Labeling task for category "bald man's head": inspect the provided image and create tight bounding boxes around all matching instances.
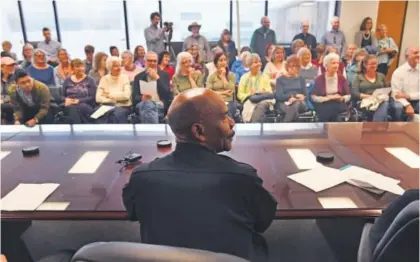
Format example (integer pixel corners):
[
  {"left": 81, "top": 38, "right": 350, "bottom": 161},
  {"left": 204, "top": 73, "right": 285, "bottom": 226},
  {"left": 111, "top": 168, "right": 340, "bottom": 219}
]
[
  {"left": 167, "top": 89, "right": 235, "bottom": 153},
  {"left": 405, "top": 47, "right": 419, "bottom": 67}
]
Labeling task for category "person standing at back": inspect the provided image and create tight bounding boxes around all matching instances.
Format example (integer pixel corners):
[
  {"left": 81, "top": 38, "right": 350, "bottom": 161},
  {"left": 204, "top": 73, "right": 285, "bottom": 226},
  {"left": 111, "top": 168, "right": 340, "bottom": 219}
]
[
  {"left": 37, "top": 27, "right": 61, "bottom": 67},
  {"left": 250, "top": 16, "right": 277, "bottom": 61},
  {"left": 322, "top": 16, "right": 346, "bottom": 57},
  {"left": 292, "top": 21, "right": 317, "bottom": 58},
  {"left": 144, "top": 12, "right": 167, "bottom": 55},
  {"left": 123, "top": 88, "right": 277, "bottom": 262}
]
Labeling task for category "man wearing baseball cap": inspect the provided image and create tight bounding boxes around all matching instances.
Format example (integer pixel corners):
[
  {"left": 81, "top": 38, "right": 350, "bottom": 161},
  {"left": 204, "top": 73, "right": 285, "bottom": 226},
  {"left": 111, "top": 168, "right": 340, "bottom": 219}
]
[
  {"left": 1, "top": 56, "right": 16, "bottom": 123},
  {"left": 182, "top": 22, "right": 211, "bottom": 62}
]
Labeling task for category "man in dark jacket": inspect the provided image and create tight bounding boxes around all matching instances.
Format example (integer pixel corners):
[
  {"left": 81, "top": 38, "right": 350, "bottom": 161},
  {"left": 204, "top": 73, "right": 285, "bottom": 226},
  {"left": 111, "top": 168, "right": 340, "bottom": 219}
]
[
  {"left": 250, "top": 16, "right": 277, "bottom": 60},
  {"left": 132, "top": 51, "right": 172, "bottom": 123},
  {"left": 123, "top": 88, "right": 277, "bottom": 262},
  {"left": 292, "top": 20, "right": 317, "bottom": 58}
]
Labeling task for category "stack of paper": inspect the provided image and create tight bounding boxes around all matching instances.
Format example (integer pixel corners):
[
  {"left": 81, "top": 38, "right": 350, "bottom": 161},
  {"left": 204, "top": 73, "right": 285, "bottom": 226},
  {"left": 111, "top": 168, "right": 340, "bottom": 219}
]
[
  {"left": 1, "top": 183, "right": 59, "bottom": 211},
  {"left": 288, "top": 165, "right": 405, "bottom": 195},
  {"left": 91, "top": 105, "right": 114, "bottom": 119}
]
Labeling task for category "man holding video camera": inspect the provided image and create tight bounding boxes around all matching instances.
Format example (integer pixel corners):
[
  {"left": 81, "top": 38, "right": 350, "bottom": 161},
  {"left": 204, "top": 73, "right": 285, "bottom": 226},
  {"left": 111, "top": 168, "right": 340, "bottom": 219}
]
[{"left": 144, "top": 12, "right": 168, "bottom": 55}]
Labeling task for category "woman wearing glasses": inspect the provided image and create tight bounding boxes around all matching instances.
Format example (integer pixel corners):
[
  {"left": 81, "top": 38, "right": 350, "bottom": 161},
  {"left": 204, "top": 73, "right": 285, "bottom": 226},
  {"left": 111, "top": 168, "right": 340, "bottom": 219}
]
[
  {"left": 274, "top": 55, "right": 308, "bottom": 122},
  {"left": 26, "top": 49, "right": 55, "bottom": 86},
  {"left": 172, "top": 52, "right": 204, "bottom": 96}
]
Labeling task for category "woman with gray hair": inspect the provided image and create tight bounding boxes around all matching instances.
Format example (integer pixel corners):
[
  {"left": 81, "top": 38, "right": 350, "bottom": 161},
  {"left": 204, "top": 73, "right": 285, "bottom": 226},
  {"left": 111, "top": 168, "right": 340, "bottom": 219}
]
[
  {"left": 311, "top": 52, "right": 350, "bottom": 122},
  {"left": 121, "top": 50, "right": 143, "bottom": 82},
  {"left": 297, "top": 47, "right": 317, "bottom": 84},
  {"left": 95, "top": 56, "right": 132, "bottom": 123},
  {"left": 20, "top": 43, "right": 34, "bottom": 71},
  {"left": 172, "top": 52, "right": 204, "bottom": 96},
  {"left": 26, "top": 49, "right": 55, "bottom": 86},
  {"left": 291, "top": 39, "right": 305, "bottom": 55}
]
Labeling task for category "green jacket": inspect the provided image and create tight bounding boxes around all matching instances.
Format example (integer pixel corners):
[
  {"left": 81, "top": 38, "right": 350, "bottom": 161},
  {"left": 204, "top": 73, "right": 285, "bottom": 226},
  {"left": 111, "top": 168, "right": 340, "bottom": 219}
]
[{"left": 8, "top": 80, "right": 51, "bottom": 122}]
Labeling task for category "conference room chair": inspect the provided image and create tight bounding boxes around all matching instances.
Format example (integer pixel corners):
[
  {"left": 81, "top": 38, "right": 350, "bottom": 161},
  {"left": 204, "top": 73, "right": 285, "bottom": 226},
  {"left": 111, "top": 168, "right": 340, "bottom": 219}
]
[
  {"left": 36, "top": 242, "right": 249, "bottom": 262},
  {"left": 357, "top": 200, "right": 419, "bottom": 262}
]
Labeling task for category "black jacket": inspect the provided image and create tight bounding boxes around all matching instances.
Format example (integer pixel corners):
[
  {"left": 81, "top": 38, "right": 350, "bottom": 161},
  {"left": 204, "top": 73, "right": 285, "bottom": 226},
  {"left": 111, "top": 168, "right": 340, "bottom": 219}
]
[
  {"left": 292, "top": 32, "right": 318, "bottom": 57},
  {"left": 132, "top": 70, "right": 173, "bottom": 114},
  {"left": 123, "top": 143, "right": 277, "bottom": 262}
]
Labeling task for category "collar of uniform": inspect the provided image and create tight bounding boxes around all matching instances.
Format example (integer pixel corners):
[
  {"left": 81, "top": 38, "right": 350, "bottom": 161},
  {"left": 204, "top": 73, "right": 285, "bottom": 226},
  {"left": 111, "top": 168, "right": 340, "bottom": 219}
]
[{"left": 174, "top": 142, "right": 216, "bottom": 155}]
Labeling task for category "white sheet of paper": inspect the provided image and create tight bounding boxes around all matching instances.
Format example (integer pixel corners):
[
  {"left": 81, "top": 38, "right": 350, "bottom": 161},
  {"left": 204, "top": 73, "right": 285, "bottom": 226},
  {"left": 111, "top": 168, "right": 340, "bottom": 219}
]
[
  {"left": 0, "top": 183, "right": 59, "bottom": 211},
  {"left": 372, "top": 87, "right": 392, "bottom": 96},
  {"left": 90, "top": 105, "right": 114, "bottom": 119},
  {"left": 288, "top": 166, "right": 347, "bottom": 192},
  {"left": 318, "top": 197, "right": 358, "bottom": 209},
  {"left": 37, "top": 202, "right": 70, "bottom": 210},
  {"left": 68, "top": 151, "right": 109, "bottom": 174},
  {"left": 0, "top": 151, "right": 11, "bottom": 160},
  {"left": 139, "top": 80, "right": 159, "bottom": 101},
  {"left": 385, "top": 147, "right": 420, "bottom": 168},
  {"left": 287, "top": 149, "right": 322, "bottom": 170}
]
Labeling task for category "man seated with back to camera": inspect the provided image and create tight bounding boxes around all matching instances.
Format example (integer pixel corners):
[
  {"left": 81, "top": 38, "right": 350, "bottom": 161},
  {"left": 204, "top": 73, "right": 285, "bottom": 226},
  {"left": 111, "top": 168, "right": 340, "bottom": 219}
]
[
  {"left": 95, "top": 56, "right": 132, "bottom": 124},
  {"left": 311, "top": 52, "right": 351, "bottom": 122},
  {"left": 274, "top": 55, "right": 308, "bottom": 122},
  {"left": 391, "top": 46, "right": 419, "bottom": 121},
  {"left": 8, "top": 70, "right": 53, "bottom": 126},
  {"left": 123, "top": 88, "right": 277, "bottom": 262},
  {"left": 132, "top": 51, "right": 172, "bottom": 124},
  {"left": 237, "top": 53, "right": 274, "bottom": 123}
]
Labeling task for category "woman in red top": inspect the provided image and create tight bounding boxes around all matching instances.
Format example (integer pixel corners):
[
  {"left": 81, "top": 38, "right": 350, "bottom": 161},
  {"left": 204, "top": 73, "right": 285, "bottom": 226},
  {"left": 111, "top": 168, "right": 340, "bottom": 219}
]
[{"left": 158, "top": 51, "right": 175, "bottom": 80}]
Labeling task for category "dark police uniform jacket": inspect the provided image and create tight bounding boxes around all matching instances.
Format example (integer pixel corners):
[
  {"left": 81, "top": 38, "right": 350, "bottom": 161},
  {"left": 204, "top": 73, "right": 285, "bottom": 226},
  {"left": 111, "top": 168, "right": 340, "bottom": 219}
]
[{"left": 122, "top": 142, "right": 277, "bottom": 262}]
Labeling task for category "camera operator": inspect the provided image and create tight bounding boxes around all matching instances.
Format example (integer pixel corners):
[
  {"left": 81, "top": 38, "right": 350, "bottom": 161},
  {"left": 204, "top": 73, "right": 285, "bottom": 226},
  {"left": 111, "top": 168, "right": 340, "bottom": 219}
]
[{"left": 144, "top": 12, "right": 168, "bottom": 54}]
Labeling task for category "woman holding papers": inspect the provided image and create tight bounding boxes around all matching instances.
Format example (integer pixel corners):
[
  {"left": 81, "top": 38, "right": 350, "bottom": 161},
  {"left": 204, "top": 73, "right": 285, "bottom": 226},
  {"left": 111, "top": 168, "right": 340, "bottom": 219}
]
[
  {"left": 172, "top": 52, "right": 204, "bottom": 96},
  {"left": 311, "top": 52, "right": 350, "bottom": 122},
  {"left": 62, "top": 58, "right": 97, "bottom": 124},
  {"left": 206, "top": 52, "right": 236, "bottom": 117},
  {"left": 351, "top": 55, "right": 389, "bottom": 122},
  {"left": 95, "top": 56, "right": 131, "bottom": 123},
  {"left": 274, "top": 55, "right": 308, "bottom": 122},
  {"left": 237, "top": 53, "right": 274, "bottom": 123}
]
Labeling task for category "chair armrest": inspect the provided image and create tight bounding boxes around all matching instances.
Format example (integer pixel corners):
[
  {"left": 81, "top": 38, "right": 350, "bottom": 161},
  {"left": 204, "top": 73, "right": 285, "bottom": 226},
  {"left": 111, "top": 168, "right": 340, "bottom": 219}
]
[{"left": 358, "top": 223, "right": 374, "bottom": 262}]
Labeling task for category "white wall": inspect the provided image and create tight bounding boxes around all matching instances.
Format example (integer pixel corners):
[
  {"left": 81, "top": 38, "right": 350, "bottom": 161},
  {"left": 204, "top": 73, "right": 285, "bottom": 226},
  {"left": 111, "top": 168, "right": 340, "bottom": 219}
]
[
  {"left": 339, "top": 1, "right": 379, "bottom": 46},
  {"left": 398, "top": 0, "right": 419, "bottom": 66}
]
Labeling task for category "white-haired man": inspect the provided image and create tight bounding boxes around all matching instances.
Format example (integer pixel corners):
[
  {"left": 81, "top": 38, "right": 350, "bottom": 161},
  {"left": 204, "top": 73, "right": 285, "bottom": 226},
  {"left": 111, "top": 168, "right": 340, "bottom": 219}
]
[
  {"left": 132, "top": 51, "right": 172, "bottom": 124},
  {"left": 250, "top": 16, "right": 277, "bottom": 60},
  {"left": 322, "top": 16, "right": 346, "bottom": 57},
  {"left": 292, "top": 20, "right": 317, "bottom": 58},
  {"left": 391, "top": 47, "right": 419, "bottom": 120}
]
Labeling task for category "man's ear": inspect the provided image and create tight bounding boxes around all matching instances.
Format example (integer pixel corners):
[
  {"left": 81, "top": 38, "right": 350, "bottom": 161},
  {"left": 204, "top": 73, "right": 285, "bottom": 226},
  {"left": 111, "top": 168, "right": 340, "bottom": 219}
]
[{"left": 191, "top": 123, "right": 206, "bottom": 142}]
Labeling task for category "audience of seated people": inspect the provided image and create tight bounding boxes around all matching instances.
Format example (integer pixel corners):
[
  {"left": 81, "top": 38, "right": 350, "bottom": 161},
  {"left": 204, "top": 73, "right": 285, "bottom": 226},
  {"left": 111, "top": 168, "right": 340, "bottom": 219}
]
[
  {"left": 351, "top": 55, "right": 389, "bottom": 122},
  {"left": 237, "top": 53, "right": 274, "bottom": 123},
  {"left": 312, "top": 52, "right": 351, "bottom": 122},
  {"left": 133, "top": 51, "right": 172, "bottom": 124},
  {"left": 1, "top": 13, "right": 418, "bottom": 126},
  {"left": 172, "top": 52, "right": 204, "bottom": 96},
  {"left": 275, "top": 55, "right": 308, "bottom": 122},
  {"left": 95, "top": 56, "right": 132, "bottom": 123},
  {"left": 206, "top": 52, "right": 236, "bottom": 118}
]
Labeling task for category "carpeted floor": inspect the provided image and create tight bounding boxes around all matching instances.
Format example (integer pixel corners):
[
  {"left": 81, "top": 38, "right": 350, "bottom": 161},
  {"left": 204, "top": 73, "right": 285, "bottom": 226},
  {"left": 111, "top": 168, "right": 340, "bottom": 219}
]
[{"left": 22, "top": 220, "right": 340, "bottom": 262}]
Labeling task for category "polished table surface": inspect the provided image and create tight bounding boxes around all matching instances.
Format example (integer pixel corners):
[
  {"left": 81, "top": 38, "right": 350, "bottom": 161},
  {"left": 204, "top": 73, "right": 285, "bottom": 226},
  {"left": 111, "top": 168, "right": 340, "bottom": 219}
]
[{"left": 1, "top": 123, "right": 419, "bottom": 220}]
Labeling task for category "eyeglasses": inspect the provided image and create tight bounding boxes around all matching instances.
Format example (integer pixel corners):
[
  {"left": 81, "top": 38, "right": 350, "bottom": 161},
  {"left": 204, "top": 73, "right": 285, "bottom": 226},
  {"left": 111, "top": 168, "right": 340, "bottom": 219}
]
[{"left": 146, "top": 59, "right": 157, "bottom": 63}]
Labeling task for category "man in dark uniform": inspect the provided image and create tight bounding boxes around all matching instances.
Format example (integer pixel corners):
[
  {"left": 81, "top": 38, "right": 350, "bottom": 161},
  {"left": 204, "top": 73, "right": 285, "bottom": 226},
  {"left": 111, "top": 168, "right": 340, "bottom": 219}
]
[{"left": 123, "top": 88, "right": 277, "bottom": 262}]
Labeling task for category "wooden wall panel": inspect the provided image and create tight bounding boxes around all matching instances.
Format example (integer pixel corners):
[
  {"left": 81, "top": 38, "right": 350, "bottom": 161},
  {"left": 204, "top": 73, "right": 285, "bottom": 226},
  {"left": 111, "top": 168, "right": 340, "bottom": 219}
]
[{"left": 376, "top": 0, "right": 408, "bottom": 79}]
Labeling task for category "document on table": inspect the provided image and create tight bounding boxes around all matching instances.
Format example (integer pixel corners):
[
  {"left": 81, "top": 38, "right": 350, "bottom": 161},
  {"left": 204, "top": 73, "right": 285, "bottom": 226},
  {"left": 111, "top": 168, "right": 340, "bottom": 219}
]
[
  {"left": 90, "top": 105, "right": 114, "bottom": 119},
  {"left": 139, "top": 80, "right": 159, "bottom": 101},
  {"left": 372, "top": 87, "right": 392, "bottom": 96},
  {"left": 287, "top": 149, "right": 322, "bottom": 170},
  {"left": 0, "top": 183, "right": 59, "bottom": 211},
  {"left": 340, "top": 165, "right": 404, "bottom": 195},
  {"left": 288, "top": 166, "right": 348, "bottom": 192}
]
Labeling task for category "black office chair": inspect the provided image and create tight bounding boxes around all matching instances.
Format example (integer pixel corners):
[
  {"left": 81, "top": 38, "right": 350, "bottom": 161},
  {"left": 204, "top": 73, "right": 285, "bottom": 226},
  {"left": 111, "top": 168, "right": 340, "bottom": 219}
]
[
  {"left": 36, "top": 242, "right": 249, "bottom": 262},
  {"left": 357, "top": 200, "right": 419, "bottom": 262}
]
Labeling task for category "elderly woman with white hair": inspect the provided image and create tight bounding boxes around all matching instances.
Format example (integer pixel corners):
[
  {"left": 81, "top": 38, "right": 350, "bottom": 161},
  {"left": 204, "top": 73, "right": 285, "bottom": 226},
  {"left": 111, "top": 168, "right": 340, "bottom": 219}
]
[
  {"left": 291, "top": 39, "right": 305, "bottom": 55},
  {"left": 95, "top": 56, "right": 132, "bottom": 123},
  {"left": 26, "top": 49, "right": 55, "bottom": 86},
  {"left": 297, "top": 47, "right": 317, "bottom": 84},
  {"left": 121, "top": 50, "right": 144, "bottom": 83},
  {"left": 237, "top": 53, "right": 274, "bottom": 122},
  {"left": 311, "top": 52, "right": 350, "bottom": 122},
  {"left": 20, "top": 43, "right": 34, "bottom": 71},
  {"left": 231, "top": 49, "right": 251, "bottom": 84},
  {"left": 172, "top": 52, "right": 204, "bottom": 96}
]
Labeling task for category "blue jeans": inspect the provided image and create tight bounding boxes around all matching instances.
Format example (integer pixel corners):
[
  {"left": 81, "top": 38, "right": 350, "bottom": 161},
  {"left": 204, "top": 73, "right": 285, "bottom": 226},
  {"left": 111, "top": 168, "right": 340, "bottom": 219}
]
[
  {"left": 394, "top": 100, "right": 420, "bottom": 121},
  {"left": 372, "top": 101, "right": 389, "bottom": 122},
  {"left": 136, "top": 100, "right": 163, "bottom": 124}
]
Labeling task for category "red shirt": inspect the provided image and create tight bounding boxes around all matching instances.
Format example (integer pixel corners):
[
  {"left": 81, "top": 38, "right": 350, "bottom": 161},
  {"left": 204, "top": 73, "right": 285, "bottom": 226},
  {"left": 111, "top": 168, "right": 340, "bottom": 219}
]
[{"left": 161, "top": 66, "right": 175, "bottom": 80}]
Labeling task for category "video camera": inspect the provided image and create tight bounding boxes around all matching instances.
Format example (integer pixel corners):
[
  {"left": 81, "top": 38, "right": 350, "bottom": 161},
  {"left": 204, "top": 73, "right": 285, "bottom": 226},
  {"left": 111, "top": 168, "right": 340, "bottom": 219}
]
[{"left": 164, "top": 22, "right": 173, "bottom": 30}]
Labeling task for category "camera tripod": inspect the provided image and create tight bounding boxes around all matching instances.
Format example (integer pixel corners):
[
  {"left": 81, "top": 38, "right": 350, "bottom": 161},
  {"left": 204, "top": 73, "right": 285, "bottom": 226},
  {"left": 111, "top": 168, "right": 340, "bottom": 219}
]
[{"left": 165, "top": 42, "right": 176, "bottom": 62}]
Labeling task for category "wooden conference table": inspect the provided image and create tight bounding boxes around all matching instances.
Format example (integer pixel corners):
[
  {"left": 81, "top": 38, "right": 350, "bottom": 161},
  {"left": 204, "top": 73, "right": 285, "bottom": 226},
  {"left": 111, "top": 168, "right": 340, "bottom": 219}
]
[{"left": 1, "top": 122, "right": 419, "bottom": 221}]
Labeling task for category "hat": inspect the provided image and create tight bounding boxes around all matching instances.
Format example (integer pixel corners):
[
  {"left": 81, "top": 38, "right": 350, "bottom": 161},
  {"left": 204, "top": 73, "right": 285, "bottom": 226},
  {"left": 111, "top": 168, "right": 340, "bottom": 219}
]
[
  {"left": 188, "top": 22, "right": 202, "bottom": 32},
  {"left": 1, "top": 56, "right": 16, "bottom": 66}
]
